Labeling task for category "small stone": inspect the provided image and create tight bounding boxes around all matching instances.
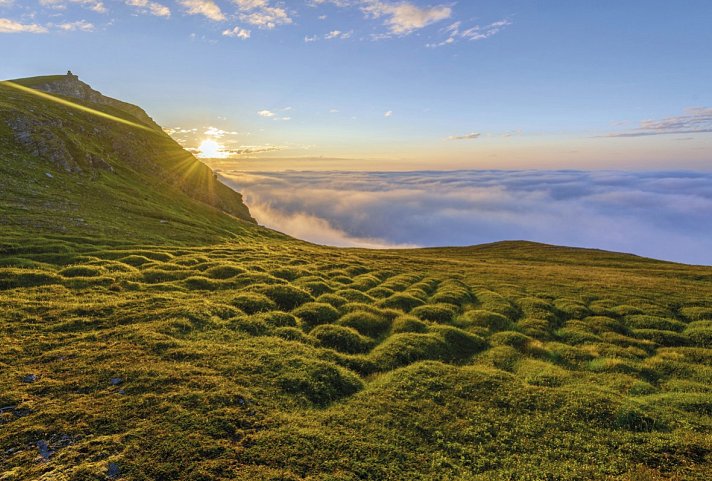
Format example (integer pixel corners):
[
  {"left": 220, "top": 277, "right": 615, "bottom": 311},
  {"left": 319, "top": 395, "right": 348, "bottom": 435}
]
[
  {"left": 45, "top": 172, "right": 53, "bottom": 178},
  {"left": 107, "top": 462, "right": 121, "bottom": 479},
  {"left": 109, "top": 377, "right": 123, "bottom": 386},
  {"left": 37, "top": 440, "right": 53, "bottom": 460},
  {"left": 21, "top": 374, "right": 37, "bottom": 383}
]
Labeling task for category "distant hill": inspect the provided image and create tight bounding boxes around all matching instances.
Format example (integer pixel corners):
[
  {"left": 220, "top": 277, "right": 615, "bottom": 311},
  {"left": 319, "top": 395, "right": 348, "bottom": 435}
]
[{"left": 0, "top": 75, "right": 710, "bottom": 481}]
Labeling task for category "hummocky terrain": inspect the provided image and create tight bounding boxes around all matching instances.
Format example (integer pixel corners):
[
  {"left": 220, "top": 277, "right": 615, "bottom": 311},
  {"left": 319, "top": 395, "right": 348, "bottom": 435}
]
[{"left": 0, "top": 74, "right": 710, "bottom": 481}]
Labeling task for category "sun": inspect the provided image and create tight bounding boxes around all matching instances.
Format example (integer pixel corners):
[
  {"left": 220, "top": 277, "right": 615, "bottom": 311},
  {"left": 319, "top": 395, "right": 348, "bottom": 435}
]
[{"left": 197, "top": 139, "right": 229, "bottom": 159}]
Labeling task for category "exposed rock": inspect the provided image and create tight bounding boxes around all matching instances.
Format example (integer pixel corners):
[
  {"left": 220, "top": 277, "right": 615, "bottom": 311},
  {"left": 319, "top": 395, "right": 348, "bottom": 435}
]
[
  {"left": 6, "top": 116, "right": 80, "bottom": 173},
  {"left": 36, "top": 440, "right": 52, "bottom": 460},
  {"left": 21, "top": 374, "right": 37, "bottom": 383},
  {"left": 107, "top": 461, "right": 121, "bottom": 479},
  {"left": 32, "top": 72, "right": 162, "bottom": 131},
  {"left": 86, "top": 152, "right": 114, "bottom": 172}
]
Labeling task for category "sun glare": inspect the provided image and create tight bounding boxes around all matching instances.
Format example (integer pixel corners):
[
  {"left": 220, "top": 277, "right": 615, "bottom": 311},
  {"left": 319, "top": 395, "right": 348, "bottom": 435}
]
[{"left": 197, "top": 139, "right": 229, "bottom": 159}]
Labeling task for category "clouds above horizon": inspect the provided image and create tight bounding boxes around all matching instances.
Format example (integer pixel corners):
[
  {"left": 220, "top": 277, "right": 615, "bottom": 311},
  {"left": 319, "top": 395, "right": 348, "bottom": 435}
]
[
  {"left": 1, "top": 0, "right": 509, "bottom": 47},
  {"left": 220, "top": 170, "right": 712, "bottom": 265},
  {"left": 606, "top": 107, "right": 712, "bottom": 138}
]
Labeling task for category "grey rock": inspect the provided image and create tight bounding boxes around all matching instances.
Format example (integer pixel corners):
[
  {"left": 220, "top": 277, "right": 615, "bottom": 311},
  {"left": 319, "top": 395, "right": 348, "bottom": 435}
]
[
  {"left": 107, "top": 462, "right": 121, "bottom": 479},
  {"left": 37, "top": 440, "right": 53, "bottom": 460}
]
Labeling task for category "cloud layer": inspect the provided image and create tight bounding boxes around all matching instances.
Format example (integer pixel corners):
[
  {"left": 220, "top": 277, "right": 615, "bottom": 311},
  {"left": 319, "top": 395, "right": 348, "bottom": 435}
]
[{"left": 220, "top": 170, "right": 712, "bottom": 265}]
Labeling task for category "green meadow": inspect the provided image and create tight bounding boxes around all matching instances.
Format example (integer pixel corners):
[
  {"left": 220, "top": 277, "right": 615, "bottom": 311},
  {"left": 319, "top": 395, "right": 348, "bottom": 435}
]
[{"left": 1, "top": 78, "right": 711, "bottom": 480}]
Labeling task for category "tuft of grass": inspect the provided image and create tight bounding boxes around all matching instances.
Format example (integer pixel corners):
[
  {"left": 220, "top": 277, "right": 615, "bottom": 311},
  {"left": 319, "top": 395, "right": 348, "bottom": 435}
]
[
  {"left": 311, "top": 325, "right": 373, "bottom": 354},
  {"left": 337, "top": 311, "right": 391, "bottom": 338},
  {"left": 231, "top": 292, "right": 278, "bottom": 314},
  {"left": 293, "top": 302, "right": 341, "bottom": 331}
]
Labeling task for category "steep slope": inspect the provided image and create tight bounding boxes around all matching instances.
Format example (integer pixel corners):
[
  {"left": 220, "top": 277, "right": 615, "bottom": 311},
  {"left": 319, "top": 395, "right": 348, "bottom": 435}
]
[
  {"left": 0, "top": 77, "right": 710, "bottom": 481},
  {"left": 0, "top": 74, "right": 255, "bottom": 245},
  {"left": 12, "top": 72, "right": 163, "bottom": 132}
]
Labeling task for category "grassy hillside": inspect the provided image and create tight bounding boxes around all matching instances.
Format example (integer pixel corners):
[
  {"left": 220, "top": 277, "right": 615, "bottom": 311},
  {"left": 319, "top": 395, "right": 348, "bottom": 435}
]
[{"left": 0, "top": 78, "right": 710, "bottom": 481}]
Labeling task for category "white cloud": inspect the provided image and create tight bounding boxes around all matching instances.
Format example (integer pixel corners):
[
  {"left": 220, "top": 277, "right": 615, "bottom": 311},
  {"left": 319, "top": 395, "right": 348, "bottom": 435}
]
[
  {"left": 310, "top": 0, "right": 455, "bottom": 37},
  {"left": 179, "top": 0, "right": 225, "bottom": 21},
  {"left": 306, "top": 29, "right": 353, "bottom": 42},
  {"left": 240, "top": 8, "right": 292, "bottom": 29},
  {"left": 0, "top": 17, "right": 48, "bottom": 33},
  {"left": 57, "top": 19, "right": 95, "bottom": 31},
  {"left": 0, "top": 0, "right": 14, "bottom": 7},
  {"left": 362, "top": 1, "right": 451, "bottom": 35},
  {"left": 258, "top": 110, "right": 276, "bottom": 117},
  {"left": 428, "top": 19, "right": 511, "bottom": 47},
  {"left": 384, "top": 110, "right": 393, "bottom": 117},
  {"left": 125, "top": 0, "right": 171, "bottom": 17},
  {"left": 220, "top": 170, "right": 712, "bottom": 264},
  {"left": 325, "top": 29, "right": 352, "bottom": 39},
  {"left": 447, "top": 132, "right": 480, "bottom": 141},
  {"left": 222, "top": 26, "right": 251, "bottom": 39},
  {"left": 232, "top": 0, "right": 292, "bottom": 29},
  {"left": 40, "top": 0, "right": 106, "bottom": 14},
  {"left": 204, "top": 126, "right": 239, "bottom": 137}
]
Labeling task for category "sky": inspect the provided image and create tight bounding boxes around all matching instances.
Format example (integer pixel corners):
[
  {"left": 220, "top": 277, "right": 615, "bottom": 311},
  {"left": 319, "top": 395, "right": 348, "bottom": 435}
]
[{"left": 1, "top": 0, "right": 712, "bottom": 170}]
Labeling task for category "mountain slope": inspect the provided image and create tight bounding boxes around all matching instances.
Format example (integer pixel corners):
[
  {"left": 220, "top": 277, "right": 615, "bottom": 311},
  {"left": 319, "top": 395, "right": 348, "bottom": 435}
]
[
  {"left": 0, "top": 73, "right": 255, "bottom": 245},
  {"left": 0, "top": 77, "right": 710, "bottom": 481}
]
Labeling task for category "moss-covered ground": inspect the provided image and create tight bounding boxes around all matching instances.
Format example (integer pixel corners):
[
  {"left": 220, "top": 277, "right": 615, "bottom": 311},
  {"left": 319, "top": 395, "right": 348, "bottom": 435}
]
[{"left": 1, "top": 235, "right": 710, "bottom": 480}]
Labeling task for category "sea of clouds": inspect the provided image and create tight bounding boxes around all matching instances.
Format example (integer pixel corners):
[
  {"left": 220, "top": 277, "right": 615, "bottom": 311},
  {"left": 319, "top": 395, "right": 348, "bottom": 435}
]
[{"left": 219, "top": 170, "right": 712, "bottom": 265}]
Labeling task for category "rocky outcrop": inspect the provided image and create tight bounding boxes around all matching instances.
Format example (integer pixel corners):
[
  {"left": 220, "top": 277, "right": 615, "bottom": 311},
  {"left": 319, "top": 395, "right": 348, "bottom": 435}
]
[
  {"left": 31, "top": 71, "right": 163, "bottom": 131},
  {"left": 6, "top": 115, "right": 81, "bottom": 173},
  {"left": 5, "top": 114, "right": 113, "bottom": 173}
]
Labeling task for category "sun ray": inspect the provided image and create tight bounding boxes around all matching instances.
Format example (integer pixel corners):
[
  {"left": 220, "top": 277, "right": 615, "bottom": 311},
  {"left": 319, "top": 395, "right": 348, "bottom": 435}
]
[{"left": 1, "top": 81, "right": 157, "bottom": 133}]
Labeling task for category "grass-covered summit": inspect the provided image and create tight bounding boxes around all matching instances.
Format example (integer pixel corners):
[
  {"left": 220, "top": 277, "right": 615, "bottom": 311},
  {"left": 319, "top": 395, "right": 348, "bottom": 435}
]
[{"left": 0, "top": 76, "right": 710, "bottom": 481}]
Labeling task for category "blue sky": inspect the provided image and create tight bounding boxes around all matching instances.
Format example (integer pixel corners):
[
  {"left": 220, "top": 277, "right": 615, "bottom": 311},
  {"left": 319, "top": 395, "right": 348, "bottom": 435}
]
[{"left": 2, "top": 1, "right": 712, "bottom": 169}]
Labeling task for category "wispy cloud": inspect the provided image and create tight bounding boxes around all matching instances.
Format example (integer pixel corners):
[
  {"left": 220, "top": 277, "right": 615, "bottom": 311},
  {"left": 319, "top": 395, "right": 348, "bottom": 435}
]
[
  {"left": 604, "top": 107, "right": 712, "bottom": 138},
  {"left": 204, "top": 126, "right": 239, "bottom": 137},
  {"left": 222, "top": 26, "right": 251, "bottom": 38},
  {"left": 56, "top": 19, "right": 95, "bottom": 31},
  {"left": 0, "top": 17, "right": 48, "bottom": 33},
  {"left": 39, "top": 0, "right": 106, "bottom": 14},
  {"left": 220, "top": 170, "right": 712, "bottom": 264},
  {"left": 310, "top": 0, "right": 455, "bottom": 38},
  {"left": 179, "top": 0, "right": 225, "bottom": 21},
  {"left": 428, "top": 19, "right": 511, "bottom": 47},
  {"left": 447, "top": 132, "right": 480, "bottom": 141},
  {"left": 258, "top": 109, "right": 276, "bottom": 117},
  {"left": 125, "top": 0, "right": 170, "bottom": 17},
  {"left": 384, "top": 110, "right": 393, "bottom": 117},
  {"left": 233, "top": 0, "right": 292, "bottom": 29},
  {"left": 362, "top": 1, "right": 451, "bottom": 35},
  {"left": 306, "top": 29, "right": 353, "bottom": 42},
  {"left": 325, "top": 29, "right": 352, "bottom": 39}
]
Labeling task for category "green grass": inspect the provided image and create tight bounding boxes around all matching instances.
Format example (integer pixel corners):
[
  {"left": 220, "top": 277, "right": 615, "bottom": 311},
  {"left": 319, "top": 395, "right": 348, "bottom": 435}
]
[{"left": 0, "top": 76, "right": 711, "bottom": 480}]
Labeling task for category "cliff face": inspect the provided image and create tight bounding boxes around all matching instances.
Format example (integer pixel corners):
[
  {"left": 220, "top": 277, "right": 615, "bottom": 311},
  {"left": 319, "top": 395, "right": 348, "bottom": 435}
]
[{"left": 1, "top": 74, "right": 256, "bottom": 225}]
